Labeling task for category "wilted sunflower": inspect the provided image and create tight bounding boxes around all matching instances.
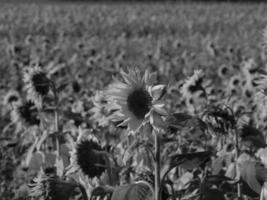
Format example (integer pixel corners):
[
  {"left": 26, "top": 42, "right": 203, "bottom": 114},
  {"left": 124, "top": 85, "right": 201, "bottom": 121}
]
[
  {"left": 68, "top": 134, "right": 106, "bottom": 179},
  {"left": 11, "top": 100, "right": 40, "bottom": 127},
  {"left": 23, "top": 64, "right": 51, "bottom": 109},
  {"left": 106, "top": 68, "right": 167, "bottom": 132},
  {"left": 29, "top": 170, "right": 78, "bottom": 200}
]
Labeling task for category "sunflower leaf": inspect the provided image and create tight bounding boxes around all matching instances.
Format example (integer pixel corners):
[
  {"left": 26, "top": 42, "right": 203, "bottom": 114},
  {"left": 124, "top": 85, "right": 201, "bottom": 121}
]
[
  {"left": 167, "top": 113, "right": 207, "bottom": 134},
  {"left": 239, "top": 161, "right": 262, "bottom": 194},
  {"left": 169, "top": 151, "right": 212, "bottom": 170},
  {"left": 111, "top": 182, "right": 153, "bottom": 200}
]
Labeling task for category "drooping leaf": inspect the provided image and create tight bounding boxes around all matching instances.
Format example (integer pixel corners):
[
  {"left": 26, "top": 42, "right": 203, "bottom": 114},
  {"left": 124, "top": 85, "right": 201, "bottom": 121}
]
[
  {"left": 239, "top": 161, "right": 262, "bottom": 194},
  {"left": 167, "top": 113, "right": 207, "bottom": 133},
  {"left": 169, "top": 151, "right": 212, "bottom": 170}
]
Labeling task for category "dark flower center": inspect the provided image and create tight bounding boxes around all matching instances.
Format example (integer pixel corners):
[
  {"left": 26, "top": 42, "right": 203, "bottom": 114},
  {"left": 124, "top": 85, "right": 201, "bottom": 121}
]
[
  {"left": 76, "top": 140, "right": 106, "bottom": 178},
  {"left": 18, "top": 101, "right": 40, "bottom": 125},
  {"left": 8, "top": 95, "right": 18, "bottom": 103},
  {"left": 188, "top": 78, "right": 204, "bottom": 93},
  {"left": 127, "top": 88, "right": 152, "bottom": 120},
  {"left": 32, "top": 72, "right": 50, "bottom": 96}
]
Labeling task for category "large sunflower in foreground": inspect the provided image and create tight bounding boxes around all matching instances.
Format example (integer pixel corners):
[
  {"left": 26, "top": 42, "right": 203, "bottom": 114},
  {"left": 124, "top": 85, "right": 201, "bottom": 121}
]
[{"left": 106, "top": 68, "right": 167, "bottom": 132}]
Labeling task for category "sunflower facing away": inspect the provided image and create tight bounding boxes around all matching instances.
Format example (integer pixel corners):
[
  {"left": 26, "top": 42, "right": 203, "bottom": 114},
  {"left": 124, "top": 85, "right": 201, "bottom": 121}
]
[
  {"left": 106, "top": 68, "right": 167, "bottom": 132},
  {"left": 23, "top": 64, "right": 51, "bottom": 109}
]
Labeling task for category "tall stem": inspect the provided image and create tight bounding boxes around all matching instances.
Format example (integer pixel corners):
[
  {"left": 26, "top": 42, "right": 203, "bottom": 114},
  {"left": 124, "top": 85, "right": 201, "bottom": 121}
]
[
  {"left": 234, "top": 129, "right": 242, "bottom": 199},
  {"left": 154, "top": 130, "right": 161, "bottom": 200},
  {"left": 51, "top": 82, "right": 60, "bottom": 158}
]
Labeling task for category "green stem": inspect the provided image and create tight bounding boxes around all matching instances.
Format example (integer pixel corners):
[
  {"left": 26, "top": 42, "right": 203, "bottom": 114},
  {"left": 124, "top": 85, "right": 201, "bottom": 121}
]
[
  {"left": 234, "top": 129, "right": 242, "bottom": 199},
  {"left": 51, "top": 82, "right": 60, "bottom": 158},
  {"left": 154, "top": 130, "right": 161, "bottom": 200}
]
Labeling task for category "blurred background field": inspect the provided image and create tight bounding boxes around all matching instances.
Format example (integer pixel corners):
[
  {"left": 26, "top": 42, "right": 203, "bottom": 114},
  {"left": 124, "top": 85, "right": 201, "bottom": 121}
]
[{"left": 1, "top": 1, "right": 267, "bottom": 199}]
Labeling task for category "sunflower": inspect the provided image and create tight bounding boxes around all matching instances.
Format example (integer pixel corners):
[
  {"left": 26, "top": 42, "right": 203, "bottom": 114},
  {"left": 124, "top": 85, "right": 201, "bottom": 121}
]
[
  {"left": 181, "top": 70, "right": 206, "bottom": 100},
  {"left": 67, "top": 134, "right": 107, "bottom": 179},
  {"left": 29, "top": 170, "right": 78, "bottom": 200},
  {"left": 255, "top": 74, "right": 267, "bottom": 96},
  {"left": 23, "top": 64, "right": 51, "bottom": 109},
  {"left": 262, "top": 26, "right": 267, "bottom": 53},
  {"left": 11, "top": 100, "right": 40, "bottom": 127},
  {"left": 106, "top": 68, "right": 167, "bottom": 132},
  {"left": 89, "top": 90, "right": 111, "bottom": 127},
  {"left": 3, "top": 90, "right": 21, "bottom": 108}
]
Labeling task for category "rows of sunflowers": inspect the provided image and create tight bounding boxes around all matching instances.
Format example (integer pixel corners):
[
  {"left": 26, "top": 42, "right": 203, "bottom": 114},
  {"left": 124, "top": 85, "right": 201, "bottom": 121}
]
[{"left": 2, "top": 2, "right": 267, "bottom": 200}]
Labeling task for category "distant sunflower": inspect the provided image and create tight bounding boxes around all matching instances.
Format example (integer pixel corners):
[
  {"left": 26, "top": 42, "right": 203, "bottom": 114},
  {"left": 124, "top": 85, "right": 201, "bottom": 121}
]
[
  {"left": 217, "top": 65, "right": 229, "bottom": 78},
  {"left": 68, "top": 134, "right": 106, "bottom": 179},
  {"left": 106, "top": 68, "right": 167, "bottom": 132},
  {"left": 255, "top": 74, "right": 267, "bottom": 96},
  {"left": 3, "top": 90, "right": 21, "bottom": 108},
  {"left": 29, "top": 170, "right": 77, "bottom": 200},
  {"left": 181, "top": 70, "right": 206, "bottom": 99},
  {"left": 90, "top": 90, "right": 111, "bottom": 127},
  {"left": 262, "top": 26, "right": 267, "bottom": 53},
  {"left": 11, "top": 101, "right": 40, "bottom": 127},
  {"left": 23, "top": 64, "right": 51, "bottom": 109}
]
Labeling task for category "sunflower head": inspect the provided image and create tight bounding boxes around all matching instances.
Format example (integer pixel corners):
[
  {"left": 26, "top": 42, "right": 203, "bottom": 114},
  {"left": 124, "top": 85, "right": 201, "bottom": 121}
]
[
  {"left": 218, "top": 64, "right": 229, "bottom": 78},
  {"left": 76, "top": 137, "right": 106, "bottom": 178},
  {"left": 29, "top": 171, "right": 77, "bottom": 200},
  {"left": 229, "top": 75, "right": 241, "bottom": 87},
  {"left": 106, "top": 68, "right": 167, "bottom": 132},
  {"left": 181, "top": 70, "right": 206, "bottom": 98},
  {"left": 23, "top": 64, "right": 51, "bottom": 108},
  {"left": 11, "top": 100, "right": 40, "bottom": 127},
  {"left": 262, "top": 26, "right": 267, "bottom": 53},
  {"left": 90, "top": 91, "right": 111, "bottom": 127},
  {"left": 3, "top": 90, "right": 21, "bottom": 107}
]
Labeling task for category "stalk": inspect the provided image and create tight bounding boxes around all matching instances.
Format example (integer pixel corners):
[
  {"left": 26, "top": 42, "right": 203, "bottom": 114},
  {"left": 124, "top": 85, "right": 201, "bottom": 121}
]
[
  {"left": 234, "top": 129, "right": 242, "bottom": 199},
  {"left": 51, "top": 82, "right": 60, "bottom": 158},
  {"left": 154, "top": 129, "right": 161, "bottom": 200}
]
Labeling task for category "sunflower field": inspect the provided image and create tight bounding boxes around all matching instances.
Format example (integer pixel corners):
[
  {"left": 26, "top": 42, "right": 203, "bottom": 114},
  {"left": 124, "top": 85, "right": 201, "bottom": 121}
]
[{"left": 2, "top": 2, "right": 267, "bottom": 200}]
